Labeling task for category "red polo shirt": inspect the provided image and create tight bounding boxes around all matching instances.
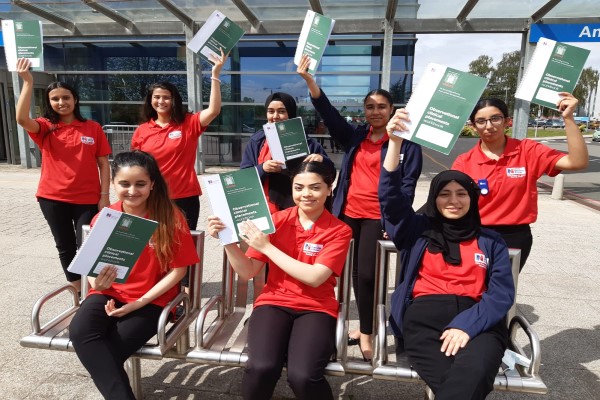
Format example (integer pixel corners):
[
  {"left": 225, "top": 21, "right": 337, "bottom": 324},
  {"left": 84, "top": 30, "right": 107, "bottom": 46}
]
[
  {"left": 131, "top": 112, "right": 206, "bottom": 199},
  {"left": 344, "top": 129, "right": 388, "bottom": 219},
  {"left": 29, "top": 118, "right": 111, "bottom": 204},
  {"left": 413, "top": 238, "right": 488, "bottom": 301},
  {"left": 246, "top": 207, "right": 352, "bottom": 318},
  {"left": 452, "top": 137, "right": 565, "bottom": 226},
  {"left": 87, "top": 201, "right": 199, "bottom": 307}
]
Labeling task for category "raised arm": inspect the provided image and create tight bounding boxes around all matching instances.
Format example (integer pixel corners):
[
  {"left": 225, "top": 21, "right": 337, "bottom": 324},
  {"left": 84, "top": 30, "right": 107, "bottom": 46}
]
[
  {"left": 15, "top": 58, "right": 40, "bottom": 134},
  {"left": 554, "top": 92, "right": 589, "bottom": 171},
  {"left": 199, "top": 49, "right": 228, "bottom": 129},
  {"left": 297, "top": 54, "right": 321, "bottom": 99}
]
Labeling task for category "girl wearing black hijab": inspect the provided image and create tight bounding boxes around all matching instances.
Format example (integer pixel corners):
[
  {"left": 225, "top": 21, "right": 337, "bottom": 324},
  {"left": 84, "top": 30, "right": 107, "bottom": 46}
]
[
  {"left": 241, "top": 92, "right": 335, "bottom": 212},
  {"left": 378, "top": 109, "right": 515, "bottom": 399}
]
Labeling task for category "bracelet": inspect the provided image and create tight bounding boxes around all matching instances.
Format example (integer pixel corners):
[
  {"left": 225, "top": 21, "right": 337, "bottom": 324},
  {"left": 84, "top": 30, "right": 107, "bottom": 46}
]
[
  {"left": 211, "top": 77, "right": 221, "bottom": 83},
  {"left": 100, "top": 192, "right": 109, "bottom": 195}
]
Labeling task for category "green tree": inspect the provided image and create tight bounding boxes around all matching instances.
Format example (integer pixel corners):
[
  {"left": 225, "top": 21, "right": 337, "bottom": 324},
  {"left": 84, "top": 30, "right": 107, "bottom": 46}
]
[
  {"left": 468, "top": 55, "right": 495, "bottom": 79},
  {"left": 488, "top": 50, "right": 520, "bottom": 113},
  {"left": 573, "top": 67, "right": 599, "bottom": 116}
]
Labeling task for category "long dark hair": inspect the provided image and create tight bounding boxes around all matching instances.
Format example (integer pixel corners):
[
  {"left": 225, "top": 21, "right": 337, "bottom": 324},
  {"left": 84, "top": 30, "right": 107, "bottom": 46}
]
[
  {"left": 142, "top": 82, "right": 188, "bottom": 125},
  {"left": 111, "top": 150, "right": 182, "bottom": 272},
  {"left": 291, "top": 161, "right": 336, "bottom": 212},
  {"left": 470, "top": 98, "right": 510, "bottom": 123},
  {"left": 43, "top": 82, "right": 86, "bottom": 124}
]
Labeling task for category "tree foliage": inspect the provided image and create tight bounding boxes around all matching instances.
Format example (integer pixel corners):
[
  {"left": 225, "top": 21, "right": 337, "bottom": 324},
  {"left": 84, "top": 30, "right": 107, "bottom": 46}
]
[{"left": 573, "top": 67, "right": 600, "bottom": 115}]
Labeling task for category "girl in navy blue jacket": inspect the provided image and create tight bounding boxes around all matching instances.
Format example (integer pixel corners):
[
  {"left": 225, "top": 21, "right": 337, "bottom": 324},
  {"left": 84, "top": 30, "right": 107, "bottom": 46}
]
[
  {"left": 380, "top": 110, "right": 514, "bottom": 399},
  {"left": 298, "top": 55, "right": 422, "bottom": 360}
]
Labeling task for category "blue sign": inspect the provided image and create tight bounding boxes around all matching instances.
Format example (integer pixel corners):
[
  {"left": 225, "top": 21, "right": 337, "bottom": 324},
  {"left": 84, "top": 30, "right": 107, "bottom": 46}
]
[{"left": 530, "top": 24, "right": 600, "bottom": 43}]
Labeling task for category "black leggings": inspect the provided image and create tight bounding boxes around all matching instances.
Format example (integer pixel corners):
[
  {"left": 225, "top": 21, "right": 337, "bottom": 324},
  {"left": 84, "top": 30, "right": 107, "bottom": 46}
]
[
  {"left": 174, "top": 196, "right": 200, "bottom": 287},
  {"left": 38, "top": 197, "right": 98, "bottom": 282},
  {"left": 403, "top": 295, "right": 508, "bottom": 400},
  {"left": 342, "top": 215, "right": 382, "bottom": 335},
  {"left": 69, "top": 294, "right": 162, "bottom": 399},
  {"left": 485, "top": 224, "right": 532, "bottom": 272},
  {"left": 243, "top": 305, "right": 336, "bottom": 400}
]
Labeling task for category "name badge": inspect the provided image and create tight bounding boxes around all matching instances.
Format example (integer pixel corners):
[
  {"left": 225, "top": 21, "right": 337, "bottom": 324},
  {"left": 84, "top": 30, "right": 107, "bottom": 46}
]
[
  {"left": 303, "top": 242, "right": 323, "bottom": 256},
  {"left": 80, "top": 136, "right": 95, "bottom": 145},
  {"left": 168, "top": 131, "right": 182, "bottom": 139},
  {"left": 474, "top": 253, "right": 488, "bottom": 269},
  {"left": 506, "top": 167, "right": 526, "bottom": 178}
]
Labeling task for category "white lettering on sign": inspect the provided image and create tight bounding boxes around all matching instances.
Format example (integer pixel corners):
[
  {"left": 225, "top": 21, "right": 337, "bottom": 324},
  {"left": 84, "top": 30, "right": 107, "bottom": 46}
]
[{"left": 579, "top": 26, "right": 600, "bottom": 38}]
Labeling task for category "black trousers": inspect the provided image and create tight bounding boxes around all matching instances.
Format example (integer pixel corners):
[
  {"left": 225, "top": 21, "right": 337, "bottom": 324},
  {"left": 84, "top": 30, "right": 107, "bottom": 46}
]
[
  {"left": 243, "top": 305, "right": 336, "bottom": 400},
  {"left": 341, "top": 215, "right": 382, "bottom": 335},
  {"left": 403, "top": 295, "right": 508, "bottom": 400},
  {"left": 174, "top": 195, "right": 200, "bottom": 286},
  {"left": 38, "top": 197, "right": 98, "bottom": 282},
  {"left": 70, "top": 294, "right": 162, "bottom": 400},
  {"left": 485, "top": 224, "right": 532, "bottom": 272}
]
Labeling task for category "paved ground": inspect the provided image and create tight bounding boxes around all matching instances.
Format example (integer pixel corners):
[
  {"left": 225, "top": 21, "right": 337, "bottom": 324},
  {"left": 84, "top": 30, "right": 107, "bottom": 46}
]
[{"left": 1, "top": 163, "right": 599, "bottom": 399}]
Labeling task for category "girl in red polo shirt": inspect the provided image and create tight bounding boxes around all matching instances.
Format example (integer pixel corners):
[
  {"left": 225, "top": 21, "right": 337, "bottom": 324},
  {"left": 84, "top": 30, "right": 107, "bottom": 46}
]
[
  {"left": 15, "top": 58, "right": 111, "bottom": 294},
  {"left": 131, "top": 50, "right": 227, "bottom": 235},
  {"left": 70, "top": 150, "right": 199, "bottom": 400},
  {"left": 298, "top": 54, "right": 423, "bottom": 360},
  {"left": 452, "top": 95, "right": 588, "bottom": 271},
  {"left": 207, "top": 161, "right": 352, "bottom": 400}
]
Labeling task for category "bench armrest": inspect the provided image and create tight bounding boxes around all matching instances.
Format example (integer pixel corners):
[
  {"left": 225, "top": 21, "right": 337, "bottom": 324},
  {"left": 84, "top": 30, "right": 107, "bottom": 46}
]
[
  {"left": 30, "top": 284, "right": 79, "bottom": 334},
  {"left": 156, "top": 292, "right": 190, "bottom": 355},
  {"left": 508, "top": 314, "right": 542, "bottom": 377},
  {"left": 195, "top": 295, "right": 224, "bottom": 348}
]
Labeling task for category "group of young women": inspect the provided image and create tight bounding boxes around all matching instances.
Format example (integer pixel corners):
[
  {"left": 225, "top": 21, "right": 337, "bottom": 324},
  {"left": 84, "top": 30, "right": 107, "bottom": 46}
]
[{"left": 17, "top": 46, "right": 588, "bottom": 399}]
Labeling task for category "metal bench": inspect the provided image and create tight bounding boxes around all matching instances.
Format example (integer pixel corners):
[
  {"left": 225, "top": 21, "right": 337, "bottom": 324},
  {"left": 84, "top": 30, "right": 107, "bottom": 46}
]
[
  {"left": 370, "top": 240, "right": 548, "bottom": 397},
  {"left": 20, "top": 228, "right": 206, "bottom": 399}
]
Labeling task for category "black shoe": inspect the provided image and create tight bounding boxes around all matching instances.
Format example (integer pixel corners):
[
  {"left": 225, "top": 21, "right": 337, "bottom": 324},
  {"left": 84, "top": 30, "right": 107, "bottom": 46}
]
[
  {"left": 347, "top": 335, "right": 360, "bottom": 346},
  {"left": 174, "top": 305, "right": 185, "bottom": 320}
]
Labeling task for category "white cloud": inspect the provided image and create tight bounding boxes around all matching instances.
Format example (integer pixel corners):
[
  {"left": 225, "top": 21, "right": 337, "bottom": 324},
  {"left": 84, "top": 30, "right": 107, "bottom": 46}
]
[{"left": 414, "top": 33, "right": 600, "bottom": 117}]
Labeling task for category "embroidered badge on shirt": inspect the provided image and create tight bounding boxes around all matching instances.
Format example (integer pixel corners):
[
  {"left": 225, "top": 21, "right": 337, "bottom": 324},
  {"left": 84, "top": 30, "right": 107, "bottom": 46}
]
[
  {"left": 303, "top": 242, "right": 324, "bottom": 256},
  {"left": 474, "top": 253, "right": 488, "bottom": 269},
  {"left": 506, "top": 167, "right": 526, "bottom": 178},
  {"left": 168, "top": 131, "right": 182, "bottom": 139},
  {"left": 80, "top": 136, "right": 95, "bottom": 145}
]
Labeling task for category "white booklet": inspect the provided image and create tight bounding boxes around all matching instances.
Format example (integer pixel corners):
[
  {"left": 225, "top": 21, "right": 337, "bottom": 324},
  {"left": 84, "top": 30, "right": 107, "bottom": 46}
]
[
  {"left": 187, "top": 10, "right": 245, "bottom": 61},
  {"left": 263, "top": 117, "right": 310, "bottom": 169},
  {"left": 294, "top": 10, "right": 335, "bottom": 74},
  {"left": 1, "top": 20, "right": 44, "bottom": 71},
  {"left": 515, "top": 38, "right": 590, "bottom": 110},
  {"left": 67, "top": 208, "right": 158, "bottom": 283},
  {"left": 202, "top": 167, "right": 275, "bottom": 245},
  {"left": 394, "top": 63, "right": 488, "bottom": 155}
]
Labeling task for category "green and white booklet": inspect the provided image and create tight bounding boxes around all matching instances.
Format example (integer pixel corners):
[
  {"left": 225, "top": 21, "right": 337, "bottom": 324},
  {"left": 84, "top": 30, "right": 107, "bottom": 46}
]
[
  {"left": 187, "top": 10, "right": 244, "bottom": 62},
  {"left": 202, "top": 167, "right": 275, "bottom": 245},
  {"left": 263, "top": 117, "right": 310, "bottom": 169},
  {"left": 294, "top": 10, "right": 335, "bottom": 74},
  {"left": 394, "top": 63, "right": 488, "bottom": 155},
  {"left": 515, "top": 38, "right": 590, "bottom": 110},
  {"left": 1, "top": 20, "right": 44, "bottom": 71},
  {"left": 67, "top": 208, "right": 158, "bottom": 283}
]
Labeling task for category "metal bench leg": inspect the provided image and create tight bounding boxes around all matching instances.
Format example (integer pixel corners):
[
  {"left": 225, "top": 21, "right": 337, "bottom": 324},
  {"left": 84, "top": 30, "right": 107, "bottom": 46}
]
[
  {"left": 125, "top": 357, "right": 143, "bottom": 400},
  {"left": 424, "top": 385, "right": 435, "bottom": 400}
]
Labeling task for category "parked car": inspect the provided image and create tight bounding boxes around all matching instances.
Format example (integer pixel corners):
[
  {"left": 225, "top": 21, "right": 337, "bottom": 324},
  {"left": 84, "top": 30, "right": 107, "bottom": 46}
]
[
  {"left": 593, "top": 130, "right": 600, "bottom": 142},
  {"left": 551, "top": 119, "right": 565, "bottom": 128}
]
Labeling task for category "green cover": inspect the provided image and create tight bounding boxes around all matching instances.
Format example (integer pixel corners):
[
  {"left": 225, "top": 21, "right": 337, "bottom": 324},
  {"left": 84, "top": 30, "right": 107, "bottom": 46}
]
[
  {"left": 297, "top": 12, "right": 335, "bottom": 74},
  {"left": 410, "top": 67, "right": 488, "bottom": 155},
  {"left": 273, "top": 117, "right": 310, "bottom": 162},
  {"left": 203, "top": 16, "right": 244, "bottom": 60}
]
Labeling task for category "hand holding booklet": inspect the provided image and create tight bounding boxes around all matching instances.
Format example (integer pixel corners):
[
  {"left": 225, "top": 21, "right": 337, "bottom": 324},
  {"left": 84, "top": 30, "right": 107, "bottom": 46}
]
[
  {"left": 1, "top": 20, "right": 44, "bottom": 71},
  {"left": 203, "top": 167, "right": 275, "bottom": 245},
  {"left": 67, "top": 208, "right": 158, "bottom": 283},
  {"left": 187, "top": 10, "right": 244, "bottom": 62},
  {"left": 393, "top": 63, "right": 488, "bottom": 155},
  {"left": 263, "top": 117, "right": 310, "bottom": 169},
  {"left": 515, "top": 38, "right": 590, "bottom": 110}
]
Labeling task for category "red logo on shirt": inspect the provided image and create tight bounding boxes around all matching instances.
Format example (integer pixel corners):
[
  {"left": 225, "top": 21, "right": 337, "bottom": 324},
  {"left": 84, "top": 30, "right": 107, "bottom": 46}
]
[
  {"left": 474, "top": 253, "right": 488, "bottom": 269},
  {"left": 303, "top": 242, "right": 323, "bottom": 256},
  {"left": 506, "top": 167, "right": 526, "bottom": 178},
  {"left": 81, "top": 136, "right": 95, "bottom": 145}
]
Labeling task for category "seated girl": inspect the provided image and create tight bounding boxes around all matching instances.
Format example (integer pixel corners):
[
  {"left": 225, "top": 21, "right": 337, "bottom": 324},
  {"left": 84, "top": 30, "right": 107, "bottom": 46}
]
[
  {"left": 207, "top": 161, "right": 352, "bottom": 400},
  {"left": 379, "top": 110, "right": 515, "bottom": 400},
  {"left": 69, "top": 150, "right": 199, "bottom": 399}
]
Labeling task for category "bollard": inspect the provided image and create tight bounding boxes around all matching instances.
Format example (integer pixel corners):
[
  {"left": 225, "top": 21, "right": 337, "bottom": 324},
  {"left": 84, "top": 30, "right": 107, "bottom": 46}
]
[{"left": 551, "top": 173, "right": 565, "bottom": 200}]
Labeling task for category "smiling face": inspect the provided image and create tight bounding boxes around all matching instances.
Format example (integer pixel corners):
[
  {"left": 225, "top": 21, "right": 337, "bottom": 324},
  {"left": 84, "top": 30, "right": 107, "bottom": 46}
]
[
  {"left": 151, "top": 88, "right": 173, "bottom": 117},
  {"left": 364, "top": 94, "right": 393, "bottom": 130},
  {"left": 292, "top": 172, "right": 331, "bottom": 217},
  {"left": 472, "top": 106, "right": 508, "bottom": 145},
  {"left": 113, "top": 166, "right": 154, "bottom": 215},
  {"left": 436, "top": 180, "right": 471, "bottom": 220},
  {"left": 48, "top": 88, "right": 76, "bottom": 120},
  {"left": 266, "top": 100, "right": 289, "bottom": 123}
]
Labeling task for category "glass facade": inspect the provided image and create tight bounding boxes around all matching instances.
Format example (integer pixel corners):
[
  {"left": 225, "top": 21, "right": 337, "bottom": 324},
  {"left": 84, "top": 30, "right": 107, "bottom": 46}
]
[{"left": 26, "top": 35, "right": 415, "bottom": 165}]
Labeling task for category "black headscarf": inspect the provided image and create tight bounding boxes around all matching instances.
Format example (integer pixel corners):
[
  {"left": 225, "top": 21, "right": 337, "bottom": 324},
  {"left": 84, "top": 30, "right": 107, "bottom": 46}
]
[
  {"left": 264, "top": 92, "right": 298, "bottom": 210},
  {"left": 422, "top": 170, "right": 481, "bottom": 265},
  {"left": 264, "top": 92, "right": 297, "bottom": 119}
]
